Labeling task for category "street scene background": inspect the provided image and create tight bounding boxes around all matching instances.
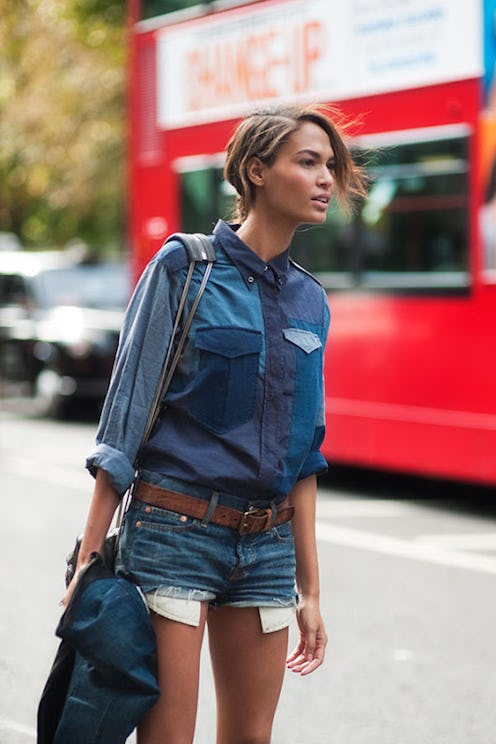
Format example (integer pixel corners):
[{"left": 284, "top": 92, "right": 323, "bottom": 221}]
[{"left": 2, "top": 2, "right": 496, "bottom": 743}]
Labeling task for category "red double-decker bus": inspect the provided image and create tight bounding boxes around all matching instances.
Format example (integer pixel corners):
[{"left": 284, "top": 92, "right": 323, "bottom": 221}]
[{"left": 126, "top": 0, "right": 496, "bottom": 485}]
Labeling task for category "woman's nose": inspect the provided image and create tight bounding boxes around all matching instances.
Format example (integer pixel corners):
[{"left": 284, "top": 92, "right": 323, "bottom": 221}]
[{"left": 318, "top": 165, "right": 333, "bottom": 187}]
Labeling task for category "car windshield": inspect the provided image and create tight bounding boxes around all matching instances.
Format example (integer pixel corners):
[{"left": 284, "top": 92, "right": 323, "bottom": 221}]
[{"left": 33, "top": 263, "right": 131, "bottom": 310}]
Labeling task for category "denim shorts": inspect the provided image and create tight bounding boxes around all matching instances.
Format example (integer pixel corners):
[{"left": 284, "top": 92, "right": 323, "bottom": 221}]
[{"left": 115, "top": 471, "right": 297, "bottom": 631}]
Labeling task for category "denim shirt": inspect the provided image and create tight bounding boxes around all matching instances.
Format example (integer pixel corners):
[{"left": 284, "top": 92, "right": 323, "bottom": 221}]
[{"left": 87, "top": 220, "right": 330, "bottom": 499}]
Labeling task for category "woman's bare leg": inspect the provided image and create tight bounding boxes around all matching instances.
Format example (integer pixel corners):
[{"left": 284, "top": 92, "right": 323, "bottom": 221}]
[
  {"left": 207, "top": 606, "right": 288, "bottom": 744},
  {"left": 138, "top": 602, "right": 209, "bottom": 744}
]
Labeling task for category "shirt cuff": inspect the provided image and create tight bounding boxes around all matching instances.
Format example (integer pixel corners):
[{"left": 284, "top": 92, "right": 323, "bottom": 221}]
[
  {"left": 86, "top": 443, "right": 136, "bottom": 497},
  {"left": 298, "top": 451, "right": 328, "bottom": 480}
]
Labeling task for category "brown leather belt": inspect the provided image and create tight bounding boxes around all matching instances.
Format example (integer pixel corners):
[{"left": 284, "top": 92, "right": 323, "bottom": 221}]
[{"left": 134, "top": 481, "right": 294, "bottom": 536}]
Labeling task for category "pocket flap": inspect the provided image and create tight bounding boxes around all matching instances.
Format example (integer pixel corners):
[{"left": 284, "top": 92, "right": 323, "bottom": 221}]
[
  {"left": 195, "top": 327, "right": 263, "bottom": 358},
  {"left": 283, "top": 328, "right": 322, "bottom": 354}
]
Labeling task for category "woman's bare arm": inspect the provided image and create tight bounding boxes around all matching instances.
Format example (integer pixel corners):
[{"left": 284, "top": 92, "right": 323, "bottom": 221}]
[
  {"left": 61, "top": 468, "right": 120, "bottom": 606},
  {"left": 286, "top": 475, "right": 328, "bottom": 675}
]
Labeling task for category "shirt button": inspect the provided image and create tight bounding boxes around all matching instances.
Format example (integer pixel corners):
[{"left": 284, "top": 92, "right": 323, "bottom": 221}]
[
  {"left": 247, "top": 276, "right": 255, "bottom": 283},
  {"left": 264, "top": 266, "right": 269, "bottom": 272},
  {"left": 277, "top": 278, "right": 284, "bottom": 286}
]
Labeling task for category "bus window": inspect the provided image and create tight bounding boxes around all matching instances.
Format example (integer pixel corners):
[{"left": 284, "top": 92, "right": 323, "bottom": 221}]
[
  {"left": 292, "top": 134, "right": 469, "bottom": 291},
  {"left": 179, "top": 163, "right": 358, "bottom": 287},
  {"left": 140, "top": 1, "right": 199, "bottom": 20},
  {"left": 290, "top": 208, "right": 357, "bottom": 289},
  {"left": 178, "top": 134, "right": 469, "bottom": 293},
  {"left": 358, "top": 135, "right": 469, "bottom": 290},
  {"left": 180, "top": 167, "right": 234, "bottom": 234}
]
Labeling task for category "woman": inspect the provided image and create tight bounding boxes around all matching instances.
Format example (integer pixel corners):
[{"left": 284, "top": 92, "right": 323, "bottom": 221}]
[{"left": 63, "top": 104, "right": 366, "bottom": 743}]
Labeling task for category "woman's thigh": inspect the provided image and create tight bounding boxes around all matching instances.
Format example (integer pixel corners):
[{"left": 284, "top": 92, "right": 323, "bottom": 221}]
[
  {"left": 138, "top": 602, "right": 209, "bottom": 744},
  {"left": 207, "top": 606, "right": 289, "bottom": 744}
]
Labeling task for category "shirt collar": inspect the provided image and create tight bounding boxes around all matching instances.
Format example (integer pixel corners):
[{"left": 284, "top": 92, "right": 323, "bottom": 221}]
[{"left": 213, "top": 220, "right": 290, "bottom": 289}]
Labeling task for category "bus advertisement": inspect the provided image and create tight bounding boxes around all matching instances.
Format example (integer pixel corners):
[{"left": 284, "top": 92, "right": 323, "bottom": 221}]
[{"left": 127, "top": 0, "right": 496, "bottom": 485}]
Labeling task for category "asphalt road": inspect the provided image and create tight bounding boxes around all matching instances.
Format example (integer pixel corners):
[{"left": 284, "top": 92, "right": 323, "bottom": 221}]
[{"left": 1, "top": 406, "right": 496, "bottom": 744}]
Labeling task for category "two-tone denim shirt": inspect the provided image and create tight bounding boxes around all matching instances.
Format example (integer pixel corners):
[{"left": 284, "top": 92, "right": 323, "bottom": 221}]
[{"left": 86, "top": 220, "right": 330, "bottom": 501}]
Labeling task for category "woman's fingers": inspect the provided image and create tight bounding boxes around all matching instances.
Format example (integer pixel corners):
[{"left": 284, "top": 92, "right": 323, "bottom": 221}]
[
  {"left": 286, "top": 615, "right": 327, "bottom": 675},
  {"left": 286, "top": 644, "right": 325, "bottom": 675}
]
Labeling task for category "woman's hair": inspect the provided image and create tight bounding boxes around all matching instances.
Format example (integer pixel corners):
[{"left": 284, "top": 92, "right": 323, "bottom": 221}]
[{"left": 224, "top": 103, "right": 368, "bottom": 222}]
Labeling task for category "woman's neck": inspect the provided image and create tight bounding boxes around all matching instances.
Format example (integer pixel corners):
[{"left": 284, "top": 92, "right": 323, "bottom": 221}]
[{"left": 236, "top": 214, "right": 294, "bottom": 262}]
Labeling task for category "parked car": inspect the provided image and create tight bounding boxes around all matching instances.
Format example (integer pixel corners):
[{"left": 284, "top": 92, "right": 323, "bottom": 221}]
[{"left": 0, "top": 250, "right": 131, "bottom": 417}]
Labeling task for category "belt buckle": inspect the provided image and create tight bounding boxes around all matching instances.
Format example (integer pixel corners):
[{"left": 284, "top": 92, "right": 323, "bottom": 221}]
[{"left": 238, "top": 507, "right": 271, "bottom": 536}]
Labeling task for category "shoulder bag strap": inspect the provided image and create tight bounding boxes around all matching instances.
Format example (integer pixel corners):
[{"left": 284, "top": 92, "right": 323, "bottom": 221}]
[
  {"left": 139, "top": 233, "right": 215, "bottom": 445},
  {"left": 115, "top": 234, "right": 216, "bottom": 528}
]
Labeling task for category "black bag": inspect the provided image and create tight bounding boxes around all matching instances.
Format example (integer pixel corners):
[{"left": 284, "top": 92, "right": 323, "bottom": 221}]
[
  {"left": 38, "top": 553, "right": 160, "bottom": 744},
  {"left": 65, "top": 527, "right": 119, "bottom": 586}
]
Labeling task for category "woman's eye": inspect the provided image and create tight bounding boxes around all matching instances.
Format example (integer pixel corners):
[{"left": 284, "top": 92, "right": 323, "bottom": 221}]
[{"left": 301, "top": 159, "right": 315, "bottom": 167}]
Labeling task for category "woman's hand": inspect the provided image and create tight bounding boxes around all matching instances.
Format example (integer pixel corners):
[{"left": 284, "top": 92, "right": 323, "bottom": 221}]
[{"left": 286, "top": 596, "right": 327, "bottom": 676}]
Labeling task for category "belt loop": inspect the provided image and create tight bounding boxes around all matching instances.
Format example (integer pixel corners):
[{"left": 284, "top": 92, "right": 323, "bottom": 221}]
[
  {"left": 269, "top": 500, "right": 277, "bottom": 526},
  {"left": 201, "top": 491, "right": 219, "bottom": 527}
]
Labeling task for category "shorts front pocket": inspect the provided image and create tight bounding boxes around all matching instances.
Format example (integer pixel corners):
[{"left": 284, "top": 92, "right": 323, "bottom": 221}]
[
  {"left": 188, "top": 326, "right": 262, "bottom": 433},
  {"left": 118, "top": 502, "right": 200, "bottom": 576},
  {"left": 136, "top": 504, "right": 199, "bottom": 533}
]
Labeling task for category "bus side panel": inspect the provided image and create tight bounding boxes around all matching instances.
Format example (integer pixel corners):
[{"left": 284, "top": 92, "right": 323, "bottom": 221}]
[{"left": 323, "top": 291, "right": 496, "bottom": 484}]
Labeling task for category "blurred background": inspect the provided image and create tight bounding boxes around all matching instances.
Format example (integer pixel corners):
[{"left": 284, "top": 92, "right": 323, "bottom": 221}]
[
  {"left": 0, "top": 0, "right": 126, "bottom": 253},
  {"left": 1, "top": 2, "right": 496, "bottom": 743}
]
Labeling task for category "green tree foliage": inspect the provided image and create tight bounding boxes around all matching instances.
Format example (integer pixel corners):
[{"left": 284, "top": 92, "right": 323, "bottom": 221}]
[{"left": 0, "top": 0, "right": 126, "bottom": 252}]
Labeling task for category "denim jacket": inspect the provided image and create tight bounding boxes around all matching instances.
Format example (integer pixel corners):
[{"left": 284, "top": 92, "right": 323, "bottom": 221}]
[
  {"left": 87, "top": 221, "right": 330, "bottom": 499},
  {"left": 38, "top": 554, "right": 159, "bottom": 744}
]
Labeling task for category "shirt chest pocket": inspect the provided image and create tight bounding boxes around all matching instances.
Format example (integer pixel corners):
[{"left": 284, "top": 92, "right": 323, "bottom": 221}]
[
  {"left": 187, "top": 327, "right": 263, "bottom": 434},
  {"left": 283, "top": 328, "right": 322, "bottom": 397}
]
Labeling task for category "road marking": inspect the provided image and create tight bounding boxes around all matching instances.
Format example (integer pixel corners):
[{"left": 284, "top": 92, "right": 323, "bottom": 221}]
[
  {"left": 1, "top": 453, "right": 89, "bottom": 492},
  {"left": 0, "top": 718, "right": 36, "bottom": 739},
  {"left": 317, "top": 497, "right": 410, "bottom": 519},
  {"left": 414, "top": 533, "right": 496, "bottom": 551},
  {"left": 393, "top": 649, "right": 414, "bottom": 662},
  {"left": 316, "top": 522, "right": 496, "bottom": 575}
]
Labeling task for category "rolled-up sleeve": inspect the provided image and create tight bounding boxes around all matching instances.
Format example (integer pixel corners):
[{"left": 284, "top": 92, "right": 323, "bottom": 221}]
[{"left": 86, "top": 251, "right": 183, "bottom": 496}]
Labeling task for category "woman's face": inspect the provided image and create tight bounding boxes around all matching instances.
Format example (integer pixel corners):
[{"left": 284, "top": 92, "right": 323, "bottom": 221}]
[{"left": 256, "top": 121, "right": 335, "bottom": 228}]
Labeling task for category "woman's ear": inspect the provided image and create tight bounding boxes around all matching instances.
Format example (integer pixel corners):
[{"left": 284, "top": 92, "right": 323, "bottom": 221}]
[{"left": 246, "top": 156, "right": 265, "bottom": 187}]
